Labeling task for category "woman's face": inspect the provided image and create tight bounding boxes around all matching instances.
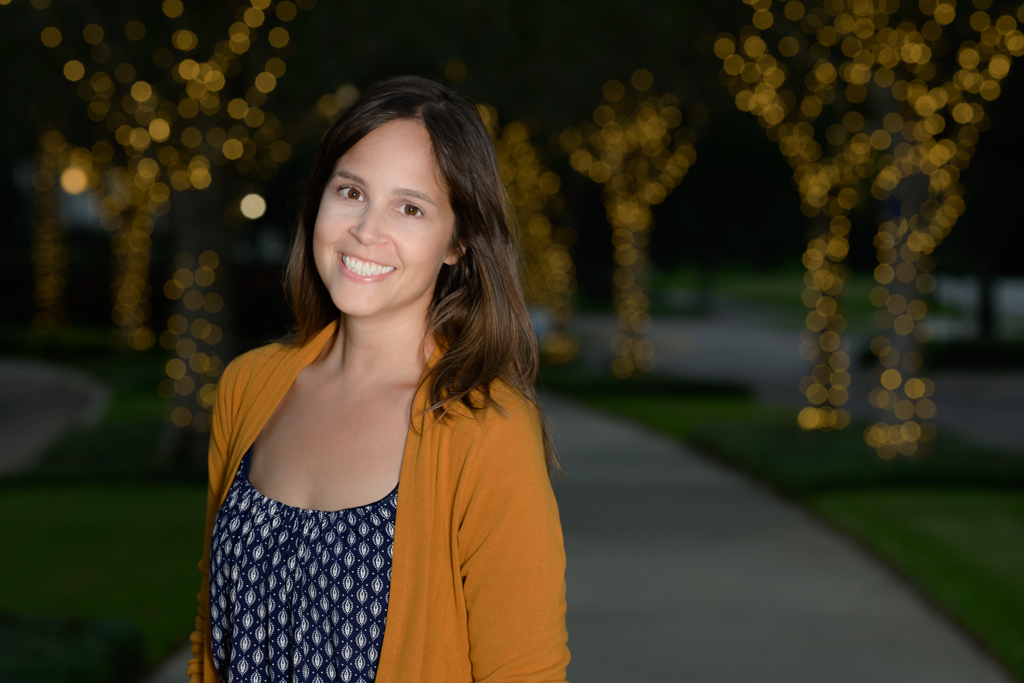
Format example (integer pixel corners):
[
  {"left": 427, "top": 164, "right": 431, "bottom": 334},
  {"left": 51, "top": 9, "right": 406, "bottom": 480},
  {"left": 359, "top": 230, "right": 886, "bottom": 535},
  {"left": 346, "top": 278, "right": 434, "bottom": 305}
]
[{"left": 312, "top": 118, "right": 458, "bottom": 323}]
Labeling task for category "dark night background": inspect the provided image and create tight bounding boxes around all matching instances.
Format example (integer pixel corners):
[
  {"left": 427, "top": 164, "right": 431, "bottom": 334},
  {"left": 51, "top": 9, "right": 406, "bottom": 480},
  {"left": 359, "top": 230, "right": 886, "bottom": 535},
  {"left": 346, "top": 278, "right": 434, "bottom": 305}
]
[{"left": 3, "top": 2, "right": 1024, "bottom": 681}]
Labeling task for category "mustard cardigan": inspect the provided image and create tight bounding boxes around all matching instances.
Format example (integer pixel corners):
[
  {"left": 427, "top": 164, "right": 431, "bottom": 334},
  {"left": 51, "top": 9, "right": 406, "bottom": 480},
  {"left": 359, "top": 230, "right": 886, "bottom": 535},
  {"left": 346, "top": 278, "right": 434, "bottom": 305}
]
[{"left": 186, "top": 320, "right": 570, "bottom": 682}]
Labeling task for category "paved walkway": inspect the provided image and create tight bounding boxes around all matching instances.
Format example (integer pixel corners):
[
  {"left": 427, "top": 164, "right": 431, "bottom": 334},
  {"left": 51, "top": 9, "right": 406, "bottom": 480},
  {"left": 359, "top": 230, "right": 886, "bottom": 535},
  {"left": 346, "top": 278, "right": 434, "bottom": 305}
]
[{"left": 545, "top": 393, "right": 1012, "bottom": 682}]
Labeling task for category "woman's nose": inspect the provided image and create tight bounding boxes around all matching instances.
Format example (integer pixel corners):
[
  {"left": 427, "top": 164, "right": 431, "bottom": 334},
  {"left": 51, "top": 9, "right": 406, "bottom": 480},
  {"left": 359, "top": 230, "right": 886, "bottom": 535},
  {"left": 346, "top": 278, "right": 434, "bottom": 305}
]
[{"left": 350, "top": 204, "right": 388, "bottom": 245}]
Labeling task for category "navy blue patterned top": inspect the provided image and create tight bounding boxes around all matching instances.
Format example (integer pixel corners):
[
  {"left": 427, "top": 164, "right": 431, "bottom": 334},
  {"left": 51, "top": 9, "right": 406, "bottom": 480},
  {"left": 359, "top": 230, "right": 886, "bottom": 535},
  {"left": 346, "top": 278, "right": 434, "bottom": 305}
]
[{"left": 208, "top": 446, "right": 398, "bottom": 683}]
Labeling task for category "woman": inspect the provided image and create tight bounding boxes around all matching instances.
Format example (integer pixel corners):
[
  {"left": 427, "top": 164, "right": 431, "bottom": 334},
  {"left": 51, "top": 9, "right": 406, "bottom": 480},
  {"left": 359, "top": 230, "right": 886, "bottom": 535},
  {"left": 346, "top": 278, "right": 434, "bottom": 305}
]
[{"left": 186, "top": 76, "right": 570, "bottom": 683}]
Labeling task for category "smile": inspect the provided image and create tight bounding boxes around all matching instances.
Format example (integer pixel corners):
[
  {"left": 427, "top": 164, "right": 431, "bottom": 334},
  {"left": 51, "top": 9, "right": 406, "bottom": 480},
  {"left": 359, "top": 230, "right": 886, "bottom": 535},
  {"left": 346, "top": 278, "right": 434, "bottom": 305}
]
[{"left": 341, "top": 253, "right": 395, "bottom": 277}]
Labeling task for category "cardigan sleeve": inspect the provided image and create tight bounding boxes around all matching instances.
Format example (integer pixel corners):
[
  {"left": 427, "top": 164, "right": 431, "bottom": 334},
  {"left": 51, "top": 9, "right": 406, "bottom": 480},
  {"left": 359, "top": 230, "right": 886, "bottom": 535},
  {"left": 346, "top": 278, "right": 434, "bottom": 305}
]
[
  {"left": 185, "top": 355, "right": 244, "bottom": 682},
  {"left": 455, "top": 395, "right": 570, "bottom": 682}
]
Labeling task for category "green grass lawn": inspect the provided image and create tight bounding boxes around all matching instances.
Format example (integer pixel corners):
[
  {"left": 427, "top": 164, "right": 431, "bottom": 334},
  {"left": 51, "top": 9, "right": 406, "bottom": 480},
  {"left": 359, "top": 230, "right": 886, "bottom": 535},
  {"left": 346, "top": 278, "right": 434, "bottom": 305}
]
[
  {"left": 544, "top": 367, "right": 1024, "bottom": 680},
  {"left": 0, "top": 483, "right": 208, "bottom": 663},
  {"left": 29, "top": 348, "right": 174, "bottom": 479},
  {"left": 650, "top": 266, "right": 883, "bottom": 331},
  {"left": 811, "top": 490, "right": 1024, "bottom": 677},
  {"left": 1, "top": 327, "right": 208, "bottom": 667}
]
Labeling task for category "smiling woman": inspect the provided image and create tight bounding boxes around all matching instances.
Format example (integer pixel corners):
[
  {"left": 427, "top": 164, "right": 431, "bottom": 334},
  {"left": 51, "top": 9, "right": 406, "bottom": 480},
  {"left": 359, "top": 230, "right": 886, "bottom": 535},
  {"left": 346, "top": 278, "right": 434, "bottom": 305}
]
[
  {"left": 186, "top": 76, "right": 569, "bottom": 683},
  {"left": 311, "top": 119, "right": 459, "bottom": 320}
]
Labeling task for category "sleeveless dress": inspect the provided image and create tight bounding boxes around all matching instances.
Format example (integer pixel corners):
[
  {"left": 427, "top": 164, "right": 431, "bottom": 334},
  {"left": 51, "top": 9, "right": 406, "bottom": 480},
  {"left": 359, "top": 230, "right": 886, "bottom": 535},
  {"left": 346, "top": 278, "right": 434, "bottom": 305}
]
[{"left": 208, "top": 446, "right": 398, "bottom": 683}]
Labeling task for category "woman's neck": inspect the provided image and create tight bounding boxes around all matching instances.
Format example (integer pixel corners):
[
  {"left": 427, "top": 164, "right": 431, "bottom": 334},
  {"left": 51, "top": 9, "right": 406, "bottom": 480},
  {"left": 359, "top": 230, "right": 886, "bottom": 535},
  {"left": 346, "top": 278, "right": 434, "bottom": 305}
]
[{"left": 320, "top": 309, "right": 435, "bottom": 387}]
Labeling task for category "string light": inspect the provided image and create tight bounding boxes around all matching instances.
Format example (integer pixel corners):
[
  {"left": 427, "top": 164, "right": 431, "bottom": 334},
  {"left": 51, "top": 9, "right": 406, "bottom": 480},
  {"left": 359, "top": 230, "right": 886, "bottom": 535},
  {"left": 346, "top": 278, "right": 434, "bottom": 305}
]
[
  {"left": 30, "top": 129, "right": 75, "bottom": 332},
  {"left": 478, "top": 105, "right": 578, "bottom": 364},
  {"left": 158, "top": 250, "right": 225, "bottom": 433},
  {"left": 559, "top": 70, "right": 697, "bottom": 378},
  {"left": 29, "top": 128, "right": 160, "bottom": 349},
  {"left": 17, "top": 0, "right": 318, "bottom": 429},
  {"left": 718, "top": 0, "right": 1024, "bottom": 453}
]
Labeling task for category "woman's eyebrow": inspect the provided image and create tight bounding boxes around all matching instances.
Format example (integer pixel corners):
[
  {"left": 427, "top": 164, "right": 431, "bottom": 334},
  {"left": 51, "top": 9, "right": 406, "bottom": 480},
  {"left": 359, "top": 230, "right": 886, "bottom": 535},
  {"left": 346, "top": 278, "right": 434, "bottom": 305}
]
[
  {"left": 394, "top": 187, "right": 437, "bottom": 208},
  {"left": 331, "top": 170, "right": 367, "bottom": 185}
]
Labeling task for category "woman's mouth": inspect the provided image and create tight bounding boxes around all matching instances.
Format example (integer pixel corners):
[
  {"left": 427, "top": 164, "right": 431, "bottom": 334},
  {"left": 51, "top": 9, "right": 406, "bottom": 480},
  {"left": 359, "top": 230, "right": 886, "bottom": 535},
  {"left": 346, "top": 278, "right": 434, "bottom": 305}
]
[{"left": 340, "top": 253, "right": 395, "bottom": 279}]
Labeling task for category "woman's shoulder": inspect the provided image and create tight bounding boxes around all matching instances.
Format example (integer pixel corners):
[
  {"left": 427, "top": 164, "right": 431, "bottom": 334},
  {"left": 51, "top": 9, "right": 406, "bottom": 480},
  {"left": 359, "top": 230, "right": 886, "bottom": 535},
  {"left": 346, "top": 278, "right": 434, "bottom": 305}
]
[
  {"left": 215, "top": 339, "right": 304, "bottom": 410},
  {"left": 445, "top": 379, "right": 539, "bottom": 430},
  {"left": 220, "top": 340, "right": 289, "bottom": 387},
  {"left": 441, "top": 380, "right": 544, "bottom": 462}
]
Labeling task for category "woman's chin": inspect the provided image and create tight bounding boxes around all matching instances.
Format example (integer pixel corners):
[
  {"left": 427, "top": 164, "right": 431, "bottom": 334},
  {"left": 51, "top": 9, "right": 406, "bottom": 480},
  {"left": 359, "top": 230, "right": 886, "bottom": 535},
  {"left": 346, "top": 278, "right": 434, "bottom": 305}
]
[
  {"left": 326, "top": 277, "right": 437, "bottom": 324},
  {"left": 331, "top": 292, "right": 407, "bottom": 320},
  {"left": 332, "top": 298, "right": 382, "bottom": 320}
]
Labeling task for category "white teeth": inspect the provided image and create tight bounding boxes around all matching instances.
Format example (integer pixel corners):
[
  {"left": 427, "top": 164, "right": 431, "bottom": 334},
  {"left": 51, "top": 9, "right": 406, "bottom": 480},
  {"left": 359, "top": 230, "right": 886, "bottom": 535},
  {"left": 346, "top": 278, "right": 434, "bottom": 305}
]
[{"left": 342, "top": 254, "right": 394, "bottom": 277}]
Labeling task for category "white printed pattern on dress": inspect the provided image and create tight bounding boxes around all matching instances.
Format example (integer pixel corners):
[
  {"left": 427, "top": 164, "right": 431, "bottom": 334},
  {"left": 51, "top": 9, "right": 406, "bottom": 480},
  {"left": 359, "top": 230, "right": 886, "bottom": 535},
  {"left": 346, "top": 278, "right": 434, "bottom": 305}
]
[{"left": 209, "top": 453, "right": 397, "bottom": 683}]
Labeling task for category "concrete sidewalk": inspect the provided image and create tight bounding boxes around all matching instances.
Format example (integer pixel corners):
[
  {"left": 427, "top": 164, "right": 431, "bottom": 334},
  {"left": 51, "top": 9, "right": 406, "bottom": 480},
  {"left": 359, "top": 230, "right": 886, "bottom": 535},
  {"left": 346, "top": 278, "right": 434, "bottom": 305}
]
[{"left": 546, "top": 393, "right": 1012, "bottom": 682}]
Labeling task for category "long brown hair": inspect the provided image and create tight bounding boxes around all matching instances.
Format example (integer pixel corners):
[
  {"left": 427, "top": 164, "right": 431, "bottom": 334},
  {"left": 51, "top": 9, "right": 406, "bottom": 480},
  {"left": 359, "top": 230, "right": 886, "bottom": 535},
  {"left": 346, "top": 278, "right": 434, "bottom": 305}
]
[{"left": 283, "top": 75, "right": 559, "bottom": 473}]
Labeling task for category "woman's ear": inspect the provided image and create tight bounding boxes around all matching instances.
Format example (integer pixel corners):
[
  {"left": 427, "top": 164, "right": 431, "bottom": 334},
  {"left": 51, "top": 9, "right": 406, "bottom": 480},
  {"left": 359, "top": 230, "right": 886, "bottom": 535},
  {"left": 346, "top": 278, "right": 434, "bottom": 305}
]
[{"left": 444, "top": 242, "right": 465, "bottom": 266}]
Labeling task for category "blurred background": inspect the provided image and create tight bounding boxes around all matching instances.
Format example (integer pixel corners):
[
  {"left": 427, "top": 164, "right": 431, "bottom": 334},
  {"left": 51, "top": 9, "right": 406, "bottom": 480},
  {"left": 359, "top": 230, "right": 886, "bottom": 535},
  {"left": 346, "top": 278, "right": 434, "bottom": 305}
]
[{"left": 1, "top": 0, "right": 1023, "bottom": 681}]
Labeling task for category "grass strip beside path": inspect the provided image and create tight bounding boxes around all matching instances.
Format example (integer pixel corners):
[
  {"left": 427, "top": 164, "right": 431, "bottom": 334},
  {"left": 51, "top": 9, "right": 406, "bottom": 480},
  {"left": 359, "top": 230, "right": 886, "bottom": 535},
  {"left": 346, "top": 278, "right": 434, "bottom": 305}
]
[
  {"left": 0, "top": 483, "right": 207, "bottom": 663},
  {"left": 567, "top": 391, "right": 1024, "bottom": 496},
  {"left": 1, "top": 331, "right": 211, "bottom": 667},
  {"left": 31, "top": 348, "right": 174, "bottom": 479},
  {"left": 810, "top": 491, "right": 1024, "bottom": 678}
]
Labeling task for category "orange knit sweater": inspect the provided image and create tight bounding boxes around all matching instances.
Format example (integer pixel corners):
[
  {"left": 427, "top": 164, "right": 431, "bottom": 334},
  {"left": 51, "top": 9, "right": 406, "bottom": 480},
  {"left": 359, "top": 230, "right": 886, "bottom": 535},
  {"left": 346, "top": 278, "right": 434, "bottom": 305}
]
[{"left": 186, "top": 320, "right": 570, "bottom": 682}]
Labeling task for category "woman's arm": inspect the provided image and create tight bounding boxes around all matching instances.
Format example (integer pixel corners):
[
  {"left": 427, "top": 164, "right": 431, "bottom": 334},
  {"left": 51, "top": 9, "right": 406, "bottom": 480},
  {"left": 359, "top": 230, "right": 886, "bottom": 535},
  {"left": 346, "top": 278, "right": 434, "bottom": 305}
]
[{"left": 456, "top": 395, "right": 570, "bottom": 682}]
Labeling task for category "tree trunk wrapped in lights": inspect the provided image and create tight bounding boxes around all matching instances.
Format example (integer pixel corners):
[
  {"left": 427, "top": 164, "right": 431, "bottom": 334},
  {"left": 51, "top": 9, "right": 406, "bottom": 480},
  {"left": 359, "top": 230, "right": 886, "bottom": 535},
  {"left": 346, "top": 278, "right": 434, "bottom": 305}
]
[
  {"left": 559, "top": 71, "right": 698, "bottom": 378},
  {"left": 716, "top": 0, "right": 1024, "bottom": 456},
  {"left": 103, "top": 161, "right": 165, "bottom": 352},
  {"left": 478, "top": 105, "right": 579, "bottom": 365},
  {"left": 30, "top": 129, "right": 73, "bottom": 333},
  {"left": 158, "top": 252, "right": 227, "bottom": 439},
  {"left": 30, "top": 130, "right": 160, "bottom": 349},
  {"left": 16, "top": 0, "right": 317, "bottom": 438}
]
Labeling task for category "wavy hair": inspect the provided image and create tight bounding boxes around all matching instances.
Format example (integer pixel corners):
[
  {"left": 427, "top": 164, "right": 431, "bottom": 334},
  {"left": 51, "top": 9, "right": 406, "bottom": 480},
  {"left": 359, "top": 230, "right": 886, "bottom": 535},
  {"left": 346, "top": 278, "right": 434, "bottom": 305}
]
[{"left": 283, "top": 75, "right": 558, "bottom": 472}]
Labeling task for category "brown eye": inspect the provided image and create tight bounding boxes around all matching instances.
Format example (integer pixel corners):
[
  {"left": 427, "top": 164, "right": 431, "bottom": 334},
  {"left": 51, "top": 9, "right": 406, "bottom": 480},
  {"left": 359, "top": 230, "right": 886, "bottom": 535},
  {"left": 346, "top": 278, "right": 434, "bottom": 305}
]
[
  {"left": 342, "top": 187, "right": 362, "bottom": 200},
  {"left": 403, "top": 204, "right": 421, "bottom": 216}
]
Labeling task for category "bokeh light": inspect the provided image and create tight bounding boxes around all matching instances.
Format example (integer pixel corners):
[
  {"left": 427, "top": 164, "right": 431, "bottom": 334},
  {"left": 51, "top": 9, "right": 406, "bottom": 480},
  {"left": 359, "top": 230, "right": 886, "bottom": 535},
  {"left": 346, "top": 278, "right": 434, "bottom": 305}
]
[
  {"left": 479, "top": 106, "right": 578, "bottom": 364},
  {"left": 240, "top": 193, "right": 267, "bottom": 219},
  {"left": 24, "top": 0, "right": 317, "bottom": 426},
  {"left": 720, "top": 0, "right": 1023, "bottom": 450},
  {"left": 59, "top": 167, "right": 88, "bottom": 194},
  {"left": 561, "top": 70, "right": 697, "bottom": 378},
  {"left": 159, "top": 251, "right": 225, "bottom": 431}
]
